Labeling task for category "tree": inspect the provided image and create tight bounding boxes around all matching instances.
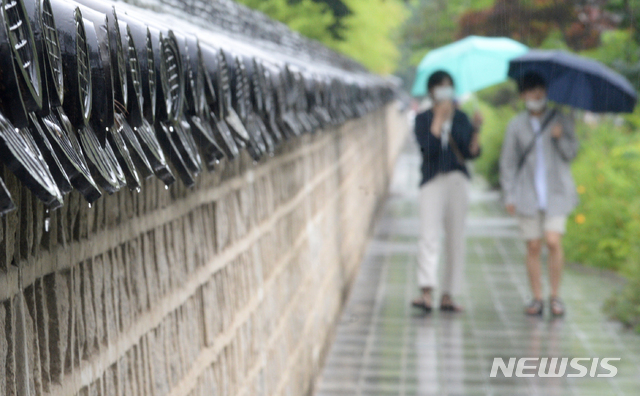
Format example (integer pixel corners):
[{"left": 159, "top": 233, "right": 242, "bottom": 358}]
[
  {"left": 313, "top": 0, "right": 352, "bottom": 39},
  {"left": 396, "top": 0, "right": 492, "bottom": 88},
  {"left": 235, "top": 0, "right": 407, "bottom": 74},
  {"left": 330, "top": 0, "right": 406, "bottom": 74},
  {"left": 235, "top": 0, "right": 337, "bottom": 44}
]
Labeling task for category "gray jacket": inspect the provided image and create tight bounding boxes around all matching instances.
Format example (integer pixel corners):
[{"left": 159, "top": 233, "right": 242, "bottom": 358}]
[{"left": 499, "top": 108, "right": 579, "bottom": 217}]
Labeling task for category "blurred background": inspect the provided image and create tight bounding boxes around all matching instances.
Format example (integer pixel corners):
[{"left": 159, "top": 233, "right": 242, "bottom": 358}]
[{"left": 237, "top": 0, "right": 640, "bottom": 333}]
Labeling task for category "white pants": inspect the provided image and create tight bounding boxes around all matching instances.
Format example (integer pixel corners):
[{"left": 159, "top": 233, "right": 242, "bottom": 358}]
[{"left": 417, "top": 171, "right": 469, "bottom": 295}]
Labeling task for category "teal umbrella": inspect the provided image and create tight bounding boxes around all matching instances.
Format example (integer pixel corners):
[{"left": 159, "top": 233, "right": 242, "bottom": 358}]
[{"left": 412, "top": 36, "right": 528, "bottom": 97}]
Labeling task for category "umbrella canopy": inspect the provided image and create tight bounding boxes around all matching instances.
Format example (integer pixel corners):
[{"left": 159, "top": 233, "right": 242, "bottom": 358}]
[
  {"left": 412, "top": 36, "right": 528, "bottom": 97},
  {"left": 508, "top": 50, "right": 638, "bottom": 113}
]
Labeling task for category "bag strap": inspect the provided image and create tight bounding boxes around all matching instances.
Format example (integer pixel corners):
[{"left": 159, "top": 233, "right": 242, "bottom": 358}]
[
  {"left": 516, "top": 109, "right": 557, "bottom": 174},
  {"left": 448, "top": 135, "right": 466, "bottom": 166}
]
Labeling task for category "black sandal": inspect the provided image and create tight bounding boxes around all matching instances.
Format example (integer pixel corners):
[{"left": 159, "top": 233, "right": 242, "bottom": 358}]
[
  {"left": 412, "top": 297, "right": 432, "bottom": 313},
  {"left": 440, "top": 295, "right": 464, "bottom": 312},
  {"left": 525, "top": 299, "right": 544, "bottom": 316},
  {"left": 550, "top": 297, "right": 565, "bottom": 317}
]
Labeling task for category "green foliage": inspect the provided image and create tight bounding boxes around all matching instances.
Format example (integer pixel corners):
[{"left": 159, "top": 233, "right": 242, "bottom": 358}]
[
  {"left": 314, "top": 0, "right": 351, "bottom": 39},
  {"left": 563, "top": 120, "right": 640, "bottom": 276},
  {"left": 605, "top": 0, "right": 640, "bottom": 43},
  {"left": 397, "top": 0, "right": 493, "bottom": 89},
  {"left": 461, "top": 92, "right": 518, "bottom": 189},
  {"left": 401, "top": 0, "right": 459, "bottom": 53},
  {"left": 235, "top": 0, "right": 407, "bottom": 74},
  {"left": 329, "top": 0, "right": 407, "bottom": 74},
  {"left": 457, "top": 0, "right": 579, "bottom": 48},
  {"left": 538, "top": 29, "right": 571, "bottom": 51},
  {"left": 604, "top": 274, "right": 640, "bottom": 333},
  {"left": 476, "top": 80, "right": 519, "bottom": 107},
  {"left": 401, "top": 0, "right": 486, "bottom": 59},
  {"left": 235, "top": 0, "right": 336, "bottom": 44},
  {"left": 581, "top": 29, "right": 639, "bottom": 66}
]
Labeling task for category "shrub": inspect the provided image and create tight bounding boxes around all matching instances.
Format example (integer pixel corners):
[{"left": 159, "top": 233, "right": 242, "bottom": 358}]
[
  {"left": 462, "top": 99, "right": 517, "bottom": 188},
  {"left": 564, "top": 121, "right": 640, "bottom": 276},
  {"left": 604, "top": 268, "right": 640, "bottom": 333}
]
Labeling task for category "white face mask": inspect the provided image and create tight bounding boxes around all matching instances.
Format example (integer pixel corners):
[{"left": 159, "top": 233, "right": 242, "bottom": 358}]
[
  {"left": 433, "top": 86, "right": 454, "bottom": 103},
  {"left": 525, "top": 97, "right": 547, "bottom": 113}
]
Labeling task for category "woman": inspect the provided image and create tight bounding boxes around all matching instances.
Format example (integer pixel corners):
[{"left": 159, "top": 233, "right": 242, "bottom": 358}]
[{"left": 412, "top": 71, "right": 482, "bottom": 313}]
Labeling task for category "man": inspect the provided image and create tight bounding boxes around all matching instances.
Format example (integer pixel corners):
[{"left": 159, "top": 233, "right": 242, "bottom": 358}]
[{"left": 500, "top": 72, "right": 579, "bottom": 316}]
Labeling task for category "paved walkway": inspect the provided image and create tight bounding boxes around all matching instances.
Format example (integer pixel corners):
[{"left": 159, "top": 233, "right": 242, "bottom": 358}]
[{"left": 315, "top": 141, "right": 640, "bottom": 395}]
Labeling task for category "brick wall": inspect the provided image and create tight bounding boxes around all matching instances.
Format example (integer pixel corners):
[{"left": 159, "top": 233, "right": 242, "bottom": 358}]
[{"left": 0, "top": 104, "right": 408, "bottom": 396}]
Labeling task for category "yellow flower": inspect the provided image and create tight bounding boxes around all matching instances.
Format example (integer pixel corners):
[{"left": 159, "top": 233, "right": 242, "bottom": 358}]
[
  {"left": 575, "top": 214, "right": 586, "bottom": 224},
  {"left": 577, "top": 185, "right": 586, "bottom": 194}
]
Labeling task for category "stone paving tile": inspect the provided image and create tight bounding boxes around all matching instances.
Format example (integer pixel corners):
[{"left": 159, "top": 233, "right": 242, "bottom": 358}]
[{"left": 315, "top": 141, "right": 640, "bottom": 395}]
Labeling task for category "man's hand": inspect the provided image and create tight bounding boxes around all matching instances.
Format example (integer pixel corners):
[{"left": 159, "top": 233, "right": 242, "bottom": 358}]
[
  {"left": 506, "top": 204, "right": 516, "bottom": 216},
  {"left": 551, "top": 123, "right": 563, "bottom": 139}
]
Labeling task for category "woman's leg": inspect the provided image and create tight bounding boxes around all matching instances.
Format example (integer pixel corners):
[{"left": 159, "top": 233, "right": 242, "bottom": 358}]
[
  {"left": 416, "top": 175, "right": 445, "bottom": 301},
  {"left": 442, "top": 172, "right": 469, "bottom": 298}
]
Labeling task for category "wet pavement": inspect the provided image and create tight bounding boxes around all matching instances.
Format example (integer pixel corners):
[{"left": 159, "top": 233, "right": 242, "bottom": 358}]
[{"left": 314, "top": 141, "right": 640, "bottom": 396}]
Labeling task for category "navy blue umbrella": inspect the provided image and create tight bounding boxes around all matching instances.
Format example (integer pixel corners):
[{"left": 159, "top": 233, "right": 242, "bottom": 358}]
[{"left": 508, "top": 50, "right": 637, "bottom": 113}]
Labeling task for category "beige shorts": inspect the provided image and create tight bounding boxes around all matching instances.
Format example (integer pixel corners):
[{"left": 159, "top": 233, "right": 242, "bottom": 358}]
[{"left": 517, "top": 211, "right": 567, "bottom": 240}]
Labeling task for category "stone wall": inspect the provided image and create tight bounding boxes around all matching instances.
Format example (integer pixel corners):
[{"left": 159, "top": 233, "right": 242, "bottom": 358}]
[{"left": 0, "top": 104, "right": 408, "bottom": 396}]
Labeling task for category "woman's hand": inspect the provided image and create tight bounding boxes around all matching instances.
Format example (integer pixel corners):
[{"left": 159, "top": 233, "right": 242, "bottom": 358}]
[
  {"left": 433, "top": 100, "right": 454, "bottom": 120},
  {"left": 472, "top": 111, "right": 484, "bottom": 130},
  {"left": 469, "top": 132, "right": 481, "bottom": 157},
  {"left": 430, "top": 100, "right": 453, "bottom": 137}
]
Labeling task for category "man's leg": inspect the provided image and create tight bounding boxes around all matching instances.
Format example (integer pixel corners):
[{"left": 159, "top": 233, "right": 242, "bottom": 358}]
[
  {"left": 545, "top": 231, "right": 564, "bottom": 299},
  {"left": 525, "top": 239, "right": 543, "bottom": 301},
  {"left": 518, "top": 214, "right": 544, "bottom": 306}
]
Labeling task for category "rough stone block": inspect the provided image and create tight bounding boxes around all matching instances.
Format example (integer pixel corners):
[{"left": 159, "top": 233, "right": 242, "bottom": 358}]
[
  {"left": 32, "top": 279, "right": 51, "bottom": 391},
  {"left": 44, "top": 270, "right": 73, "bottom": 383},
  {"left": 103, "top": 363, "right": 117, "bottom": 396},
  {"left": 1, "top": 168, "right": 21, "bottom": 269},
  {"left": 22, "top": 289, "right": 42, "bottom": 395},
  {"left": 215, "top": 199, "right": 230, "bottom": 252},
  {"left": 152, "top": 227, "right": 170, "bottom": 296},
  {"left": 141, "top": 231, "right": 159, "bottom": 307},
  {"left": 19, "top": 187, "right": 33, "bottom": 260},
  {"left": 1, "top": 301, "right": 8, "bottom": 395},
  {"left": 80, "top": 260, "right": 98, "bottom": 359},
  {"left": 165, "top": 314, "right": 182, "bottom": 389},
  {"left": 126, "top": 238, "right": 148, "bottom": 315},
  {"left": 100, "top": 253, "right": 118, "bottom": 346},
  {"left": 149, "top": 328, "right": 169, "bottom": 396},
  {"left": 200, "top": 282, "right": 215, "bottom": 347},
  {"left": 24, "top": 284, "right": 48, "bottom": 395},
  {"left": 91, "top": 255, "right": 105, "bottom": 347},
  {"left": 112, "top": 247, "right": 132, "bottom": 333}
]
